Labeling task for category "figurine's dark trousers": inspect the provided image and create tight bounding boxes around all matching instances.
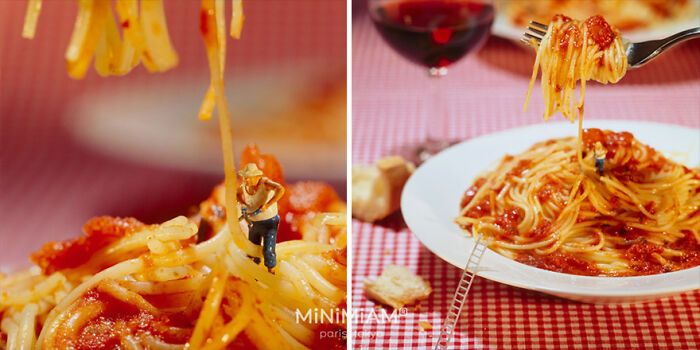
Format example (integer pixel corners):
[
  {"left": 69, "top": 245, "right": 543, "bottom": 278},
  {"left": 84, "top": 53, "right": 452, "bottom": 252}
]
[{"left": 247, "top": 215, "right": 279, "bottom": 269}]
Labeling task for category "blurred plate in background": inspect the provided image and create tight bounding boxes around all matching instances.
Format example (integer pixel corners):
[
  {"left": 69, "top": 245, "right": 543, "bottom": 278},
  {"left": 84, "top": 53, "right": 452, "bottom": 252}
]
[
  {"left": 69, "top": 61, "right": 346, "bottom": 181},
  {"left": 493, "top": 0, "right": 700, "bottom": 43}
]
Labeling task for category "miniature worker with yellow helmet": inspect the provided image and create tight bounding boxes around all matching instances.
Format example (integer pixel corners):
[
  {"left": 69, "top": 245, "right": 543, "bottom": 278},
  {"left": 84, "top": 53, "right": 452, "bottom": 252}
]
[{"left": 237, "top": 163, "right": 285, "bottom": 272}]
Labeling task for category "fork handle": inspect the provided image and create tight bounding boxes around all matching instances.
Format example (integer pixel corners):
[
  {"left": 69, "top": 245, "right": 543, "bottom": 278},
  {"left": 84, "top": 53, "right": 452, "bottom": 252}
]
[
  {"left": 632, "top": 27, "right": 700, "bottom": 67},
  {"left": 661, "top": 27, "right": 700, "bottom": 47}
]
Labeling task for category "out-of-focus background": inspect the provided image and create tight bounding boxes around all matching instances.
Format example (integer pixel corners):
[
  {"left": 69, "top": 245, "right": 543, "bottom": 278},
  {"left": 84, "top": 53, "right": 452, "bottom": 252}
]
[{"left": 0, "top": 0, "right": 346, "bottom": 268}]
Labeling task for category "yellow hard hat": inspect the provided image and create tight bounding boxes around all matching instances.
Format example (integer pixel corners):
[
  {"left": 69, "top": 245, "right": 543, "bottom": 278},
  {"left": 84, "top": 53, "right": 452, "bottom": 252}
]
[{"left": 239, "top": 163, "right": 263, "bottom": 177}]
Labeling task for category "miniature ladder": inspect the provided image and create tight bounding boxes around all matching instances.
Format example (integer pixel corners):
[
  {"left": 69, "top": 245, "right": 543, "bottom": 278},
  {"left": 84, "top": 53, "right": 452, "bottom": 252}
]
[{"left": 434, "top": 234, "right": 491, "bottom": 350}]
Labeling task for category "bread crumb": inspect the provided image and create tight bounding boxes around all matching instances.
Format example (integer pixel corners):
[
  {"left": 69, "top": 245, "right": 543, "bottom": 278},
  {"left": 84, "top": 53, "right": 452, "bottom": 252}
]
[
  {"left": 419, "top": 321, "right": 433, "bottom": 331},
  {"left": 384, "top": 250, "right": 392, "bottom": 255},
  {"left": 364, "top": 265, "right": 432, "bottom": 309}
]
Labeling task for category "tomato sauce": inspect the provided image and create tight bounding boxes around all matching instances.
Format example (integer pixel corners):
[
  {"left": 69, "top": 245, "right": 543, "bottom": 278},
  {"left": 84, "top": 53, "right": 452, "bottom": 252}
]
[
  {"left": 516, "top": 252, "right": 601, "bottom": 276},
  {"left": 278, "top": 181, "right": 344, "bottom": 242},
  {"left": 494, "top": 207, "right": 523, "bottom": 233},
  {"left": 460, "top": 177, "right": 486, "bottom": 208},
  {"left": 507, "top": 159, "right": 532, "bottom": 177},
  {"left": 464, "top": 199, "right": 491, "bottom": 219},
  {"left": 582, "top": 128, "right": 633, "bottom": 158},
  {"left": 460, "top": 129, "right": 698, "bottom": 277},
  {"left": 600, "top": 222, "right": 647, "bottom": 241},
  {"left": 536, "top": 182, "right": 565, "bottom": 202},
  {"left": 556, "top": 21, "right": 582, "bottom": 50},
  {"left": 625, "top": 240, "right": 668, "bottom": 275},
  {"left": 55, "top": 289, "right": 192, "bottom": 350},
  {"left": 31, "top": 217, "right": 144, "bottom": 274},
  {"left": 584, "top": 15, "right": 615, "bottom": 48},
  {"left": 311, "top": 323, "right": 347, "bottom": 350},
  {"left": 524, "top": 220, "right": 552, "bottom": 240}
]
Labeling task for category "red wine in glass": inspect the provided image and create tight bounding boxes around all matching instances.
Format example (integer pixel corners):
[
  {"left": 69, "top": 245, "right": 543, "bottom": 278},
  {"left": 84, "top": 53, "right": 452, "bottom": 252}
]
[{"left": 370, "top": 0, "right": 495, "bottom": 70}]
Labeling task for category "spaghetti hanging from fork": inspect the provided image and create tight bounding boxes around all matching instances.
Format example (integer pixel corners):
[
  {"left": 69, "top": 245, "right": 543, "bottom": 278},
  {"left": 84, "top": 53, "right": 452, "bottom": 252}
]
[{"left": 523, "top": 14, "right": 628, "bottom": 123}]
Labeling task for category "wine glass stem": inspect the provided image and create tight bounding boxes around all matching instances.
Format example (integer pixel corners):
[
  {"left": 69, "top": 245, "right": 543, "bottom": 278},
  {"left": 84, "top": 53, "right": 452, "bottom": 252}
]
[{"left": 427, "top": 67, "right": 448, "bottom": 142}]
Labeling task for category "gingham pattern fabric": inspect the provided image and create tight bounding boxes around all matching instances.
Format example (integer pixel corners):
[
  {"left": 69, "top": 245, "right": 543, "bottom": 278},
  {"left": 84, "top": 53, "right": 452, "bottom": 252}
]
[
  {"left": 0, "top": 0, "right": 345, "bottom": 268},
  {"left": 351, "top": 12, "right": 700, "bottom": 350}
]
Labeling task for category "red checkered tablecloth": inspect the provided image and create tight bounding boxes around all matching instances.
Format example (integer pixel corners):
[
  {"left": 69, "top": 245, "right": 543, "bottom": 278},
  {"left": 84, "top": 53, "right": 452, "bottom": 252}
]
[{"left": 350, "top": 12, "right": 700, "bottom": 350}]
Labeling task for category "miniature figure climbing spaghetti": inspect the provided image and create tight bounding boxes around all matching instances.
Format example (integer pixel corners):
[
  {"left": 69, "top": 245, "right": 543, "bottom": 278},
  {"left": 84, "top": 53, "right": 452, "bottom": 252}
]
[
  {"left": 457, "top": 14, "right": 700, "bottom": 277},
  {"left": 2, "top": 1, "right": 347, "bottom": 349}
]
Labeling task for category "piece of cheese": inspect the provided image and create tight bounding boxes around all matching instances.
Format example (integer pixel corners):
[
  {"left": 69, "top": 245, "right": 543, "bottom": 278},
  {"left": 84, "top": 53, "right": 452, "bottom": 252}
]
[
  {"left": 352, "top": 156, "right": 414, "bottom": 222},
  {"left": 364, "top": 265, "right": 432, "bottom": 309}
]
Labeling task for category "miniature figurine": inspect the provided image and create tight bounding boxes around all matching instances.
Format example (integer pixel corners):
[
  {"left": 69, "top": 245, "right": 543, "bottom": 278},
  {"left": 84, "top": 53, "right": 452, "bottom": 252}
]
[
  {"left": 237, "top": 163, "right": 285, "bottom": 272},
  {"left": 594, "top": 141, "right": 607, "bottom": 175}
]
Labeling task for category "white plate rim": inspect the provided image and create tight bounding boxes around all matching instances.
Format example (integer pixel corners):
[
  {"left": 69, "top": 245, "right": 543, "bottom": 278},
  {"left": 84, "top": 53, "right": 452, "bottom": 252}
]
[{"left": 401, "top": 120, "right": 700, "bottom": 301}]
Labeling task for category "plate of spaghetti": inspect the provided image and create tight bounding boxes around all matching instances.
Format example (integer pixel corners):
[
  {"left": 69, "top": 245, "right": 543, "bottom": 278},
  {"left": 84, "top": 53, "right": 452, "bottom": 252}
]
[
  {"left": 403, "top": 13, "right": 699, "bottom": 303},
  {"left": 1, "top": 154, "right": 348, "bottom": 349},
  {"left": 402, "top": 120, "right": 700, "bottom": 303},
  {"left": 2, "top": 1, "right": 347, "bottom": 349}
]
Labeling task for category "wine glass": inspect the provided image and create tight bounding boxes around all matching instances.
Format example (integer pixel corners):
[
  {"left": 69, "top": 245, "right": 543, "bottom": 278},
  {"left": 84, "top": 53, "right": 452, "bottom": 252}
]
[{"left": 368, "top": 0, "right": 495, "bottom": 164}]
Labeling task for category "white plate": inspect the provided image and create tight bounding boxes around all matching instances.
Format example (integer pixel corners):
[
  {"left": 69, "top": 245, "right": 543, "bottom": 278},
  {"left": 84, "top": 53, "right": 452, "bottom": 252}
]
[
  {"left": 68, "top": 62, "right": 346, "bottom": 181},
  {"left": 492, "top": 1, "right": 700, "bottom": 44},
  {"left": 401, "top": 120, "right": 700, "bottom": 304}
]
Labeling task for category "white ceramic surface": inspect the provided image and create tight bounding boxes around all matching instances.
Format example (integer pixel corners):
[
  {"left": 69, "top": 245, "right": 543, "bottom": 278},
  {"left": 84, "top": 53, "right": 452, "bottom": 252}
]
[{"left": 401, "top": 120, "right": 700, "bottom": 304}]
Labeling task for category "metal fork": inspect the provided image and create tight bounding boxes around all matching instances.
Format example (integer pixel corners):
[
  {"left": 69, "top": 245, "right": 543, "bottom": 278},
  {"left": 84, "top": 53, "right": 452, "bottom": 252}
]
[{"left": 522, "top": 21, "right": 700, "bottom": 68}]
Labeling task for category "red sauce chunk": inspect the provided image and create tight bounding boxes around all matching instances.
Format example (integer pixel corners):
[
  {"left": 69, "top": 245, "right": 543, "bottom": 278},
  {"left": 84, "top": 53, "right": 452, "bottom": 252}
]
[
  {"left": 279, "top": 181, "right": 343, "bottom": 242},
  {"left": 494, "top": 207, "right": 523, "bottom": 233},
  {"left": 582, "top": 128, "right": 633, "bottom": 158},
  {"left": 507, "top": 159, "right": 532, "bottom": 177},
  {"left": 288, "top": 182, "right": 341, "bottom": 214},
  {"left": 536, "top": 182, "right": 565, "bottom": 203},
  {"left": 53, "top": 289, "right": 192, "bottom": 350},
  {"left": 31, "top": 217, "right": 144, "bottom": 274},
  {"left": 464, "top": 199, "right": 491, "bottom": 219},
  {"left": 460, "top": 177, "right": 486, "bottom": 208},
  {"left": 625, "top": 240, "right": 667, "bottom": 274},
  {"left": 584, "top": 15, "right": 615, "bottom": 48},
  {"left": 601, "top": 222, "right": 647, "bottom": 241},
  {"left": 199, "top": 8, "right": 216, "bottom": 47},
  {"left": 556, "top": 21, "right": 582, "bottom": 50},
  {"left": 524, "top": 220, "right": 552, "bottom": 240},
  {"left": 517, "top": 252, "right": 601, "bottom": 276},
  {"left": 669, "top": 231, "right": 700, "bottom": 270}
]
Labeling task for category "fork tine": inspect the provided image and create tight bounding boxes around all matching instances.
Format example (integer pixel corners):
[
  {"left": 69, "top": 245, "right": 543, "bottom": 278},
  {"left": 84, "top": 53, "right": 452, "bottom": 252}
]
[
  {"left": 529, "top": 21, "right": 548, "bottom": 31},
  {"left": 526, "top": 26, "right": 547, "bottom": 37},
  {"left": 522, "top": 32, "right": 542, "bottom": 44},
  {"left": 522, "top": 20, "right": 548, "bottom": 47}
]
